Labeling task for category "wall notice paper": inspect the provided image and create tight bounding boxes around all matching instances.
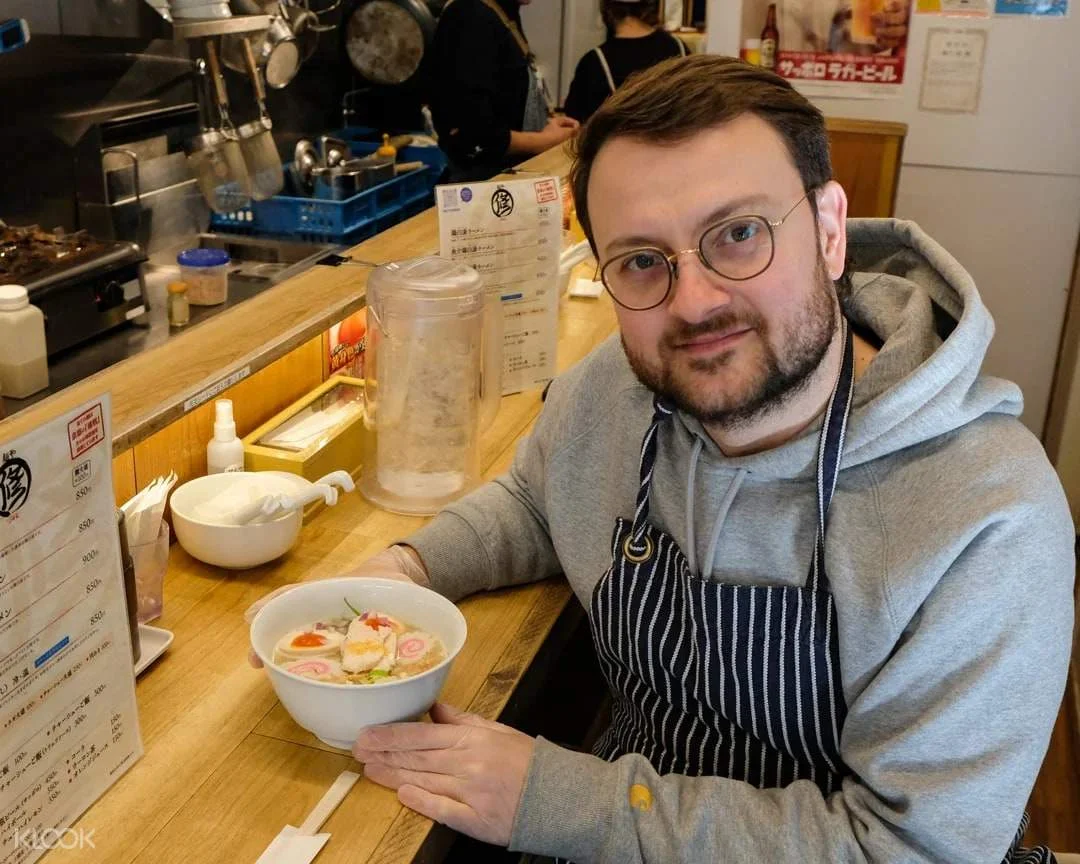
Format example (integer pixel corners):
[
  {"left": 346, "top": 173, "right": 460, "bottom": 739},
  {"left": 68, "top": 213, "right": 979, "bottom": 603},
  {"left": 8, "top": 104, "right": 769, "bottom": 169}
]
[
  {"left": 742, "top": 0, "right": 912, "bottom": 98},
  {"left": 919, "top": 28, "right": 988, "bottom": 112},
  {"left": 437, "top": 177, "right": 563, "bottom": 395},
  {"left": 0, "top": 396, "right": 142, "bottom": 864}
]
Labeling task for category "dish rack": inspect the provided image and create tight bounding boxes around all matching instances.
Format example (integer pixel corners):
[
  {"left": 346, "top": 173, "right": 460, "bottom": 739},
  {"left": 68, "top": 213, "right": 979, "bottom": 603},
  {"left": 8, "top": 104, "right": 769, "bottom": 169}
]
[{"left": 210, "top": 132, "right": 447, "bottom": 245}]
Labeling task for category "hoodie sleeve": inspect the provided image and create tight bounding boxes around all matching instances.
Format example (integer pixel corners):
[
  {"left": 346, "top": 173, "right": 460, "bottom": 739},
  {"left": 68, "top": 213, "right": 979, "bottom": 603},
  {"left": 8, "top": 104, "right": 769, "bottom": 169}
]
[
  {"left": 509, "top": 475, "right": 1075, "bottom": 864},
  {"left": 402, "top": 383, "right": 567, "bottom": 602}
]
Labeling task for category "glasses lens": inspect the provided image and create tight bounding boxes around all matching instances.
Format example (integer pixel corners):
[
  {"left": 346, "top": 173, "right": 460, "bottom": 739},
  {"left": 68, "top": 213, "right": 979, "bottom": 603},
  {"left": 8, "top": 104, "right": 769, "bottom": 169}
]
[
  {"left": 700, "top": 216, "right": 773, "bottom": 280},
  {"left": 601, "top": 249, "right": 671, "bottom": 310}
]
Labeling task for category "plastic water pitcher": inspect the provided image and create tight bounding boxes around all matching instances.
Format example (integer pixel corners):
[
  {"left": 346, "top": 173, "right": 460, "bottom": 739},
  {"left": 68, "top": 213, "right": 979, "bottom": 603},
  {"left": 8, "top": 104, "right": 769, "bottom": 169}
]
[{"left": 359, "top": 256, "right": 502, "bottom": 515}]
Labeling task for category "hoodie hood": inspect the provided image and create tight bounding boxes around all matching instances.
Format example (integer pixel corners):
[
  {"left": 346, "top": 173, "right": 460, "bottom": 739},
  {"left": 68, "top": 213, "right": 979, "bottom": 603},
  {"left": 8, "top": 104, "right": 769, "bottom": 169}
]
[{"left": 674, "top": 218, "right": 1023, "bottom": 479}]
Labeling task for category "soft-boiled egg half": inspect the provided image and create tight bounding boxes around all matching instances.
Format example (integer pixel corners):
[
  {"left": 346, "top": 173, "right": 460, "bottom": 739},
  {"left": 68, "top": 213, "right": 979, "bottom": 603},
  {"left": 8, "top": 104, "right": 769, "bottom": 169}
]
[{"left": 275, "top": 628, "right": 345, "bottom": 660}]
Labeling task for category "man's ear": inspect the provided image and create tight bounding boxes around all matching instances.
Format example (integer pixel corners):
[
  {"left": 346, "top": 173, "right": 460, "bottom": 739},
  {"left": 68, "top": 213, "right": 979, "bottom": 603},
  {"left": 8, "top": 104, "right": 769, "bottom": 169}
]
[{"left": 814, "top": 180, "right": 848, "bottom": 282}]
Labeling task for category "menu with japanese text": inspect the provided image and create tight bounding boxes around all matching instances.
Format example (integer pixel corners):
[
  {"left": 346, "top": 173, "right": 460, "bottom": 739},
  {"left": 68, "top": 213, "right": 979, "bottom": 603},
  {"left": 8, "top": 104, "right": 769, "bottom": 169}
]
[
  {"left": 0, "top": 396, "right": 142, "bottom": 863},
  {"left": 437, "top": 176, "right": 563, "bottom": 394}
]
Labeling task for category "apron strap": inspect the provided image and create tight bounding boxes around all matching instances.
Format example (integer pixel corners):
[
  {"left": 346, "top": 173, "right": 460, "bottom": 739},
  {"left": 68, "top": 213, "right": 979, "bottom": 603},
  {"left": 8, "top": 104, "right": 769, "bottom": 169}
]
[
  {"left": 808, "top": 317, "right": 855, "bottom": 593},
  {"left": 674, "top": 34, "right": 688, "bottom": 57},
  {"left": 478, "top": 0, "right": 531, "bottom": 60},
  {"left": 594, "top": 46, "right": 617, "bottom": 94},
  {"left": 627, "top": 395, "right": 674, "bottom": 553},
  {"left": 627, "top": 320, "right": 854, "bottom": 586}
]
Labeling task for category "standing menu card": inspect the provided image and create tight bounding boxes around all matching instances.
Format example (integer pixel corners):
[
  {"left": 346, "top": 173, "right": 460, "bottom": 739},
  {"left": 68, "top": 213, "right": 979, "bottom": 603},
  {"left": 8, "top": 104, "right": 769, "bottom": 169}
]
[
  {"left": 0, "top": 396, "right": 142, "bottom": 863},
  {"left": 438, "top": 176, "right": 563, "bottom": 395}
]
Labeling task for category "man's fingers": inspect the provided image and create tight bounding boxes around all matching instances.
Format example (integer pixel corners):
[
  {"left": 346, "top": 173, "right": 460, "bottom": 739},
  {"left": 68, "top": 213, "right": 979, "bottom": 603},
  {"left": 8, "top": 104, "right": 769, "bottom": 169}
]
[
  {"left": 363, "top": 762, "right": 462, "bottom": 798},
  {"left": 397, "top": 784, "right": 487, "bottom": 839},
  {"left": 354, "top": 721, "right": 466, "bottom": 755},
  {"left": 355, "top": 745, "right": 461, "bottom": 776},
  {"left": 430, "top": 702, "right": 505, "bottom": 732}
]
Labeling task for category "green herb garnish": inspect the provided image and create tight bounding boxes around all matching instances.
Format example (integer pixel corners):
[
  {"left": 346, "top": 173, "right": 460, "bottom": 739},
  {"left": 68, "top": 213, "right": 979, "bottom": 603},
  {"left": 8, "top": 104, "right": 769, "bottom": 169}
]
[
  {"left": 344, "top": 597, "right": 362, "bottom": 617},
  {"left": 368, "top": 669, "right": 390, "bottom": 679}
]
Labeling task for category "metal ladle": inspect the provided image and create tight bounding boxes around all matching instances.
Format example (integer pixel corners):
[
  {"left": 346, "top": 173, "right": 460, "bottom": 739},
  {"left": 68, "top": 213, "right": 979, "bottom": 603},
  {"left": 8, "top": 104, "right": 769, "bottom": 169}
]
[{"left": 237, "top": 37, "right": 285, "bottom": 200}]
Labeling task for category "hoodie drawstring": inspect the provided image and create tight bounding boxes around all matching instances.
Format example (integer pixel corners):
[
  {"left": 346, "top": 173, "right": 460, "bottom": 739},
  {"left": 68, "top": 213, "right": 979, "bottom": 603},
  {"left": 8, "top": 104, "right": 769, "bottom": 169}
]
[{"left": 684, "top": 433, "right": 747, "bottom": 578}]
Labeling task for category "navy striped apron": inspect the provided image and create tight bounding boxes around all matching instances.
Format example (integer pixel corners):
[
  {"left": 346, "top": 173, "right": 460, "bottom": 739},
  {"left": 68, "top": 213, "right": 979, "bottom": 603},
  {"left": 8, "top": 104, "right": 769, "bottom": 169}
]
[{"left": 581, "top": 319, "right": 1053, "bottom": 863}]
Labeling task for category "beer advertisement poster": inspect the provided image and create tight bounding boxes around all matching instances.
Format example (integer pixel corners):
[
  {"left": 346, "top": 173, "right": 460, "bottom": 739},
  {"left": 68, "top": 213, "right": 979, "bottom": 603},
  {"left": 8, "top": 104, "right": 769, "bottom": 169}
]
[{"left": 741, "top": 0, "right": 914, "bottom": 97}]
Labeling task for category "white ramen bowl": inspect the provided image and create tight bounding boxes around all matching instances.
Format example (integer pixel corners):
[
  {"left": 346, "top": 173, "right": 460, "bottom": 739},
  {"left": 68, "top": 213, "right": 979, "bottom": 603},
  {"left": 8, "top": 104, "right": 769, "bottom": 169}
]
[{"left": 249, "top": 577, "right": 468, "bottom": 749}]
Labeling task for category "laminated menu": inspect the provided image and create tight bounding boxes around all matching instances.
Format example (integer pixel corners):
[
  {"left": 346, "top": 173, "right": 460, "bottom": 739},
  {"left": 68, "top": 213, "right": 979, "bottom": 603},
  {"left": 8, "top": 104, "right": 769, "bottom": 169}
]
[
  {"left": 437, "top": 175, "right": 563, "bottom": 395},
  {"left": 0, "top": 396, "right": 142, "bottom": 864}
]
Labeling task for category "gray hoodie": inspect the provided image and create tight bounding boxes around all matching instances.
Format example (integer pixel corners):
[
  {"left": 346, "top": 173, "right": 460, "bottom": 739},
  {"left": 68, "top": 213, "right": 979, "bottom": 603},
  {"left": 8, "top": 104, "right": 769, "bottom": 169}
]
[{"left": 406, "top": 219, "right": 1076, "bottom": 863}]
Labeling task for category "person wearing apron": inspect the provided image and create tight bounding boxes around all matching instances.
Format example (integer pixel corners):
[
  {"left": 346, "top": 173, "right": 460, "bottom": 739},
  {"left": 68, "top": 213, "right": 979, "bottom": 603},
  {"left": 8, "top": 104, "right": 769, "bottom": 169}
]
[
  {"left": 564, "top": 0, "right": 689, "bottom": 124},
  {"left": 323, "top": 56, "right": 1076, "bottom": 863},
  {"left": 427, "top": 0, "right": 578, "bottom": 182}
]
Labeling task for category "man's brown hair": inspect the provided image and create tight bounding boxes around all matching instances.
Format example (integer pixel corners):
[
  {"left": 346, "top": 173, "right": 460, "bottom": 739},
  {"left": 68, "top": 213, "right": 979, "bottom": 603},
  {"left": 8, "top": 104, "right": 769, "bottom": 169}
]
[{"left": 569, "top": 54, "right": 832, "bottom": 251}]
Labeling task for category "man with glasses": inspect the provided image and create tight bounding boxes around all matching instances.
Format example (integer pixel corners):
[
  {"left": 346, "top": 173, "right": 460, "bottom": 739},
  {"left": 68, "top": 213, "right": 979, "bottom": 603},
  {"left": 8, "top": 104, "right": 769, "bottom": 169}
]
[{"left": 295, "top": 56, "right": 1075, "bottom": 862}]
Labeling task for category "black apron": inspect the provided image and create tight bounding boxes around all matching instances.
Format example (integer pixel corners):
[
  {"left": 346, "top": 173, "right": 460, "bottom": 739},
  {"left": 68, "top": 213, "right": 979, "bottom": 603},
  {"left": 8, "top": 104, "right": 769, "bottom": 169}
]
[{"left": 577, "top": 319, "right": 1053, "bottom": 863}]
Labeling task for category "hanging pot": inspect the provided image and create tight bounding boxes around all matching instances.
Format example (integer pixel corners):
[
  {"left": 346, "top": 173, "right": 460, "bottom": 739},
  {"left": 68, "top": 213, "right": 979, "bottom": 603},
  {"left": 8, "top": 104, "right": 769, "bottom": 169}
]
[{"left": 340, "top": 0, "right": 436, "bottom": 86}]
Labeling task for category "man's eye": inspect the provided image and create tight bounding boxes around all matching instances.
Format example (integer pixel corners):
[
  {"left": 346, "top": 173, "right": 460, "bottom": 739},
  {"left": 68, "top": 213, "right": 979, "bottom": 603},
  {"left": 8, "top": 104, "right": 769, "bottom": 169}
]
[{"left": 622, "top": 251, "right": 665, "bottom": 273}]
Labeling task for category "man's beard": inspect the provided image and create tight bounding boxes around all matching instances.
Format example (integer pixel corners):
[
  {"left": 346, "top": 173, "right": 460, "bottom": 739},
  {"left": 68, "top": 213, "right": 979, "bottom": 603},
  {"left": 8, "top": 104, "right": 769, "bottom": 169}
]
[{"left": 622, "top": 254, "right": 838, "bottom": 428}]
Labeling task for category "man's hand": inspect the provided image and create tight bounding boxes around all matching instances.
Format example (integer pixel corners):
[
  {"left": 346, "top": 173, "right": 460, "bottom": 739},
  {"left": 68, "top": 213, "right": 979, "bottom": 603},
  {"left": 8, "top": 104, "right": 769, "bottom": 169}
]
[
  {"left": 872, "top": 0, "right": 910, "bottom": 52},
  {"left": 539, "top": 114, "right": 580, "bottom": 149},
  {"left": 353, "top": 702, "right": 535, "bottom": 847}
]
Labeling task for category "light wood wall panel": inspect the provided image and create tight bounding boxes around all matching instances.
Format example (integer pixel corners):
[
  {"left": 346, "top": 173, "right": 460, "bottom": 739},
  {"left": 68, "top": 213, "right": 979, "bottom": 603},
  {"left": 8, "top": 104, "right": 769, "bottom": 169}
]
[
  {"left": 113, "top": 450, "right": 137, "bottom": 508},
  {"left": 826, "top": 118, "right": 907, "bottom": 218},
  {"left": 130, "top": 336, "right": 324, "bottom": 494}
]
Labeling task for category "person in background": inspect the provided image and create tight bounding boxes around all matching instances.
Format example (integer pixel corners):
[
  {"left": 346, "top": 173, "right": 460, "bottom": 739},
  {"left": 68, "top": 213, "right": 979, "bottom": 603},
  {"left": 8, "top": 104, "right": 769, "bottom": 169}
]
[
  {"left": 563, "top": 0, "right": 687, "bottom": 124},
  {"left": 251, "top": 56, "right": 1073, "bottom": 862},
  {"left": 426, "top": 0, "right": 579, "bottom": 181}
]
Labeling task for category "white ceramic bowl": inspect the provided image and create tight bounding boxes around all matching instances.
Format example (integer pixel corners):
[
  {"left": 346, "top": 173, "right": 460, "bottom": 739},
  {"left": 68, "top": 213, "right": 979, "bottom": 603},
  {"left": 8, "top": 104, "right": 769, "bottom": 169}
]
[
  {"left": 170, "top": 472, "right": 307, "bottom": 569},
  {"left": 250, "top": 577, "right": 467, "bottom": 749}
]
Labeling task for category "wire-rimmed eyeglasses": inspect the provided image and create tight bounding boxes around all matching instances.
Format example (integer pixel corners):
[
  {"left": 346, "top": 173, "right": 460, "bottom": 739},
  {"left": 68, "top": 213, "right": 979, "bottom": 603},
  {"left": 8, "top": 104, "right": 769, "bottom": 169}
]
[{"left": 597, "top": 191, "right": 813, "bottom": 311}]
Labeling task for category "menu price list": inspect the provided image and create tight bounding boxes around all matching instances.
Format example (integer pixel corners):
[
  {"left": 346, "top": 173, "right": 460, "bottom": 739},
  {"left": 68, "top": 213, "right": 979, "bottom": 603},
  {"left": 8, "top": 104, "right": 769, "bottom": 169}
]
[{"left": 0, "top": 397, "right": 142, "bottom": 864}]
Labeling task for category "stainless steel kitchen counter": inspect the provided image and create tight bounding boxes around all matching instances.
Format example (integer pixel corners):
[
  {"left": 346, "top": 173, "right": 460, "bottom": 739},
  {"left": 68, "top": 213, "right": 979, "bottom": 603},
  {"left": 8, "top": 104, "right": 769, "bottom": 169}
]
[{"left": 0, "top": 233, "right": 336, "bottom": 419}]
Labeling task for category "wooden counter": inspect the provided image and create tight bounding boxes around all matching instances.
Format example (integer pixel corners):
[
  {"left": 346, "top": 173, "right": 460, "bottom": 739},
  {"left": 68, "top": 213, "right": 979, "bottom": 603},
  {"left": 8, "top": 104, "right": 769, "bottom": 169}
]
[{"left": 54, "top": 273, "right": 616, "bottom": 864}]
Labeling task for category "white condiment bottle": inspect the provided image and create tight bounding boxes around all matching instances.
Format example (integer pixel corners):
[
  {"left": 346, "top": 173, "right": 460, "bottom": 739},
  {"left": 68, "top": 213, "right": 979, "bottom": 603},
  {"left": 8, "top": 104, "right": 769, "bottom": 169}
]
[
  {"left": 0, "top": 285, "right": 49, "bottom": 398},
  {"left": 206, "top": 399, "right": 245, "bottom": 473}
]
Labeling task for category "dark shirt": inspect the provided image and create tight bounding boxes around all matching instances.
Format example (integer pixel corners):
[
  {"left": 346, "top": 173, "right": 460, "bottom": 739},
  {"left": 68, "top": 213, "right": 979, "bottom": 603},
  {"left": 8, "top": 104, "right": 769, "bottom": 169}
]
[
  {"left": 563, "top": 30, "right": 686, "bottom": 124},
  {"left": 426, "top": 0, "right": 531, "bottom": 181}
]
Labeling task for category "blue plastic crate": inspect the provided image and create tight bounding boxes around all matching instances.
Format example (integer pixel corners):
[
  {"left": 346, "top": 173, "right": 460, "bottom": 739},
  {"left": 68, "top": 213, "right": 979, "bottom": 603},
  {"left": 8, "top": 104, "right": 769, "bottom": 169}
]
[{"left": 210, "top": 134, "right": 446, "bottom": 245}]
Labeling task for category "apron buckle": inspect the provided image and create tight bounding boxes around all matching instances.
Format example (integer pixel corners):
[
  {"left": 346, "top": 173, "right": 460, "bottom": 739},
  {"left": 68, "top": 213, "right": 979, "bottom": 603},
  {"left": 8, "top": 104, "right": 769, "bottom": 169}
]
[{"left": 623, "top": 533, "right": 654, "bottom": 563}]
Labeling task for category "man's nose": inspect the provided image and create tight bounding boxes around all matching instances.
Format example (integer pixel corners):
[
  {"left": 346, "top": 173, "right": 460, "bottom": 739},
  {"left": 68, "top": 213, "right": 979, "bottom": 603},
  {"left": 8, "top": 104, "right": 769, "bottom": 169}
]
[{"left": 666, "top": 251, "right": 733, "bottom": 324}]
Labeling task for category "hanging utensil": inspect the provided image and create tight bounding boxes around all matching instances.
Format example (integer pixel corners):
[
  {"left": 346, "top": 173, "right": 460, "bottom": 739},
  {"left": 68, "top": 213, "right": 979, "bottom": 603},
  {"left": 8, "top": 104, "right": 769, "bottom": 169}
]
[
  {"left": 187, "top": 57, "right": 253, "bottom": 214},
  {"left": 222, "top": 11, "right": 302, "bottom": 90},
  {"left": 341, "top": 0, "right": 436, "bottom": 86},
  {"left": 204, "top": 38, "right": 254, "bottom": 201},
  {"left": 237, "top": 37, "right": 285, "bottom": 200}
]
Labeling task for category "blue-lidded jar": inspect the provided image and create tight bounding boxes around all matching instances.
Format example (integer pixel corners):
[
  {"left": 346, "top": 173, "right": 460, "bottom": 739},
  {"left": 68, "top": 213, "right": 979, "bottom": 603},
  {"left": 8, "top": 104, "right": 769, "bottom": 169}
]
[{"left": 177, "top": 247, "right": 230, "bottom": 306}]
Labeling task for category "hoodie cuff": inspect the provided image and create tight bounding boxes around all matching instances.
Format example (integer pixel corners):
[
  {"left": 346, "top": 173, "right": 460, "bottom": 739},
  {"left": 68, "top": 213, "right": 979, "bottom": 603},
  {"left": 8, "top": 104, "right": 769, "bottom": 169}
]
[
  {"left": 400, "top": 512, "right": 492, "bottom": 603},
  {"left": 509, "top": 737, "right": 618, "bottom": 861}
]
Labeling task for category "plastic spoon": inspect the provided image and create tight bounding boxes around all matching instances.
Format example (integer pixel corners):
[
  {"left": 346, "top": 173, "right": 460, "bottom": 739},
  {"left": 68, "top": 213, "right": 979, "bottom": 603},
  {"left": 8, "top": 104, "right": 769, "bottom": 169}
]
[{"left": 232, "top": 482, "right": 339, "bottom": 525}]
